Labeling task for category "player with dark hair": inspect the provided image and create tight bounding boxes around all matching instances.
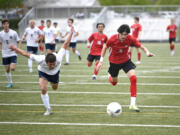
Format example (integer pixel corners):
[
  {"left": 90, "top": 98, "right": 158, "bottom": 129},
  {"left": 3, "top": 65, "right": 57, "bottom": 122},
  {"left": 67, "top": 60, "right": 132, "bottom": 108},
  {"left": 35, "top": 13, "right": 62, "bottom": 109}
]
[
  {"left": 0, "top": 19, "right": 22, "bottom": 87},
  {"left": 63, "top": 18, "right": 81, "bottom": 65},
  {"left": 87, "top": 23, "right": 108, "bottom": 80},
  {"left": 96, "top": 24, "right": 154, "bottom": 112},
  {"left": 129, "top": 17, "right": 142, "bottom": 64},
  {"left": 9, "top": 26, "right": 74, "bottom": 115},
  {"left": 166, "top": 18, "right": 177, "bottom": 56}
]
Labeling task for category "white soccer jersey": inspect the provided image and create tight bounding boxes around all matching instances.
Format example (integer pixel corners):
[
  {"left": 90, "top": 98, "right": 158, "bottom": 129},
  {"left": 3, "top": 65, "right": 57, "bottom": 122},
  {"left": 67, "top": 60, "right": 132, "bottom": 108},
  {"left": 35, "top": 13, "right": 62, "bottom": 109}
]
[
  {"left": 66, "top": 26, "right": 78, "bottom": 42},
  {"left": 43, "top": 27, "right": 56, "bottom": 44},
  {"left": 54, "top": 27, "right": 62, "bottom": 40},
  {"left": 0, "top": 29, "right": 20, "bottom": 58},
  {"left": 23, "top": 27, "right": 42, "bottom": 47},
  {"left": 30, "top": 48, "right": 65, "bottom": 75}
]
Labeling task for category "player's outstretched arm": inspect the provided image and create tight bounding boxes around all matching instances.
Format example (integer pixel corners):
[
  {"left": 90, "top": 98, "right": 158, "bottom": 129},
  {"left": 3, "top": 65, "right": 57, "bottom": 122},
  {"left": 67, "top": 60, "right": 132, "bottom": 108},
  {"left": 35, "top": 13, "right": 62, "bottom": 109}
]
[
  {"left": 9, "top": 44, "right": 30, "bottom": 58},
  {"left": 96, "top": 44, "right": 108, "bottom": 71},
  {"left": 61, "top": 26, "right": 74, "bottom": 49},
  {"left": 140, "top": 45, "right": 154, "bottom": 57}
]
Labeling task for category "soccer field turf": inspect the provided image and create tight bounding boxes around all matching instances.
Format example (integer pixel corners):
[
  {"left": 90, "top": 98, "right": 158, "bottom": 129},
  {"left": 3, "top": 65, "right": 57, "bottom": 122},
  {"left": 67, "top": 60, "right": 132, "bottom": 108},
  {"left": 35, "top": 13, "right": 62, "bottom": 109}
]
[{"left": 0, "top": 42, "right": 180, "bottom": 135}]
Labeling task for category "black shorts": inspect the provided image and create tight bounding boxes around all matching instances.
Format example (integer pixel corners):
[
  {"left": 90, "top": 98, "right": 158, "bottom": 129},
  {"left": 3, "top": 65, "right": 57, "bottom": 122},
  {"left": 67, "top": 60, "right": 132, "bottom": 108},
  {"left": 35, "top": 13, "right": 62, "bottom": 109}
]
[
  {"left": 130, "top": 44, "right": 138, "bottom": 48},
  {"left": 45, "top": 43, "right": 56, "bottom": 51},
  {"left": 87, "top": 54, "right": 100, "bottom": 62},
  {"left": 27, "top": 46, "right": 38, "bottom": 54},
  {"left": 169, "top": 38, "right": 176, "bottom": 44},
  {"left": 38, "top": 70, "right": 60, "bottom": 84},
  {"left": 108, "top": 59, "right": 136, "bottom": 77},
  {"left": 2, "top": 56, "right": 17, "bottom": 65},
  {"left": 69, "top": 42, "right": 76, "bottom": 48}
]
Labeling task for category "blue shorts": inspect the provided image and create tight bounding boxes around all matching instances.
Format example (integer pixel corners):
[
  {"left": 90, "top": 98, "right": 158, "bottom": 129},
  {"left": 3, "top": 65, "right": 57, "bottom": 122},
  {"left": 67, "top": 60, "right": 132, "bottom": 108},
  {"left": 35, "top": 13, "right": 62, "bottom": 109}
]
[
  {"left": 27, "top": 46, "right": 38, "bottom": 54},
  {"left": 38, "top": 70, "right": 60, "bottom": 84},
  {"left": 45, "top": 43, "right": 56, "bottom": 51},
  {"left": 55, "top": 39, "right": 59, "bottom": 43},
  {"left": 69, "top": 42, "right": 76, "bottom": 48},
  {"left": 2, "top": 56, "right": 17, "bottom": 65}
]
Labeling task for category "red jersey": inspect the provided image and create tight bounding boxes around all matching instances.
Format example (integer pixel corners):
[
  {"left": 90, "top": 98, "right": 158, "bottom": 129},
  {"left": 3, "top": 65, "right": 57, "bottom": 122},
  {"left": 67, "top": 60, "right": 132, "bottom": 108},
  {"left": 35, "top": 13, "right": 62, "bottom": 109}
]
[
  {"left": 38, "top": 25, "right": 45, "bottom": 31},
  {"left": 131, "top": 24, "right": 142, "bottom": 39},
  {"left": 88, "top": 32, "right": 108, "bottom": 55},
  {"left": 167, "top": 24, "right": 177, "bottom": 38},
  {"left": 106, "top": 34, "right": 141, "bottom": 64}
]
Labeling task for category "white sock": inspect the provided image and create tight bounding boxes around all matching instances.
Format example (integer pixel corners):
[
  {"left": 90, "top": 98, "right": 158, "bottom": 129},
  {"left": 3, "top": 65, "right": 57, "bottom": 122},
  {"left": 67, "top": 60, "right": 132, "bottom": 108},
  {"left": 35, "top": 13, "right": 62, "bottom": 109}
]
[
  {"left": 6, "top": 72, "right": 12, "bottom": 83},
  {"left": 130, "top": 97, "right": 136, "bottom": 106},
  {"left": 28, "top": 59, "right": 33, "bottom": 69},
  {"left": 65, "top": 50, "right": 70, "bottom": 63},
  {"left": 41, "top": 93, "right": 51, "bottom": 109},
  {"left": 75, "top": 50, "right": 80, "bottom": 56}
]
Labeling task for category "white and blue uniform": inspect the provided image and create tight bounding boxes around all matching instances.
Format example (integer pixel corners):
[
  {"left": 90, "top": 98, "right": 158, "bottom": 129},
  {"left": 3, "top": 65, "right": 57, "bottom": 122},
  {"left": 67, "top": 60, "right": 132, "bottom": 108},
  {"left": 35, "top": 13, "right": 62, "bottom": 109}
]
[
  {"left": 0, "top": 29, "right": 20, "bottom": 65},
  {"left": 30, "top": 48, "right": 65, "bottom": 83},
  {"left": 23, "top": 27, "right": 42, "bottom": 54}
]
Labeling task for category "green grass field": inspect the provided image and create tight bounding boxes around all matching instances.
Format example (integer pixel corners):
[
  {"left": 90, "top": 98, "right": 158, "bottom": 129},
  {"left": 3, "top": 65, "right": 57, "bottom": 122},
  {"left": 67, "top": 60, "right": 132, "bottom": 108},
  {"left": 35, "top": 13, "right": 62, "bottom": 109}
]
[{"left": 0, "top": 42, "right": 180, "bottom": 135}]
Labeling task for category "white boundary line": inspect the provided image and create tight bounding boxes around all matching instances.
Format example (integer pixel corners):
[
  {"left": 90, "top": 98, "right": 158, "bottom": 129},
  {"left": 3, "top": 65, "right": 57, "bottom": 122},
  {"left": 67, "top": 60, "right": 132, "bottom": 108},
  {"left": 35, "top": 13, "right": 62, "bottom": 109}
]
[
  {"left": 0, "top": 82, "right": 180, "bottom": 86},
  {"left": 0, "top": 121, "right": 180, "bottom": 128},
  {"left": 0, "top": 103, "right": 180, "bottom": 108},
  {"left": 1, "top": 74, "right": 180, "bottom": 79},
  {"left": 1, "top": 90, "right": 180, "bottom": 96}
]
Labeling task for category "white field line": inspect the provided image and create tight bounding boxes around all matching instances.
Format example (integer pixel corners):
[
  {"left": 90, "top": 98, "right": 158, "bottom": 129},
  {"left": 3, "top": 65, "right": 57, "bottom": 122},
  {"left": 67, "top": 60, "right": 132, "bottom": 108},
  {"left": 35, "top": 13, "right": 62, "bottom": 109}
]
[
  {"left": 1, "top": 74, "right": 180, "bottom": 79},
  {"left": 0, "top": 121, "right": 180, "bottom": 128},
  {"left": 1, "top": 90, "right": 180, "bottom": 96},
  {"left": 0, "top": 82, "right": 180, "bottom": 86},
  {"left": 0, "top": 103, "right": 180, "bottom": 109}
]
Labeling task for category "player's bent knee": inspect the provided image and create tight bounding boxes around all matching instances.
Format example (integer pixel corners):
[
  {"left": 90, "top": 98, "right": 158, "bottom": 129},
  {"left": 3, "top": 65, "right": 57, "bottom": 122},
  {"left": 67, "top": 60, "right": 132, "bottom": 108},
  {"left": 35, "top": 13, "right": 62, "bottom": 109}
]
[
  {"left": 87, "top": 62, "right": 92, "bottom": 67},
  {"left": 41, "top": 89, "right": 47, "bottom": 94},
  {"left": 52, "top": 85, "right": 58, "bottom": 90}
]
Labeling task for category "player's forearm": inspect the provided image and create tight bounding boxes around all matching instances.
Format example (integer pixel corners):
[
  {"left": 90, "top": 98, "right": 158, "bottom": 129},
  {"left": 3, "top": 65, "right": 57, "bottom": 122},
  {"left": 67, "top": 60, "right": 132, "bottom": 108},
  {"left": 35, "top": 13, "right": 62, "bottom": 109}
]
[
  {"left": 17, "top": 40, "right": 22, "bottom": 49},
  {"left": 100, "top": 45, "right": 107, "bottom": 62},
  {"left": 62, "top": 32, "right": 73, "bottom": 49},
  {"left": 0, "top": 44, "right": 2, "bottom": 52},
  {"left": 74, "top": 32, "right": 79, "bottom": 37},
  {"left": 14, "top": 47, "right": 30, "bottom": 58},
  {"left": 140, "top": 45, "right": 150, "bottom": 55}
]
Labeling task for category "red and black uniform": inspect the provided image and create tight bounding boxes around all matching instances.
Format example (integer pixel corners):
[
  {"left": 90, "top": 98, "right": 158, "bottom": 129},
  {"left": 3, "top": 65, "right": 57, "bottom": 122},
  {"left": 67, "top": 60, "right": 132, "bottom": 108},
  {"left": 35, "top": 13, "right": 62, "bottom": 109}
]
[
  {"left": 167, "top": 24, "right": 177, "bottom": 43},
  {"left": 87, "top": 32, "right": 108, "bottom": 62},
  {"left": 106, "top": 34, "right": 141, "bottom": 77}
]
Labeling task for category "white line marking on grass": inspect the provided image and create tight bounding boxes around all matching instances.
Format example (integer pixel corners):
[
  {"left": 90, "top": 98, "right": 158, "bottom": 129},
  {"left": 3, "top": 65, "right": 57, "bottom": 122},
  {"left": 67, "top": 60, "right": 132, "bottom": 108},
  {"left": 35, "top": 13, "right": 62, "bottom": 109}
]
[
  {"left": 1, "top": 82, "right": 180, "bottom": 86},
  {"left": 1, "top": 74, "right": 180, "bottom": 79},
  {"left": 0, "top": 122, "right": 180, "bottom": 128},
  {"left": 1, "top": 90, "right": 180, "bottom": 96},
  {"left": 0, "top": 103, "right": 179, "bottom": 108}
]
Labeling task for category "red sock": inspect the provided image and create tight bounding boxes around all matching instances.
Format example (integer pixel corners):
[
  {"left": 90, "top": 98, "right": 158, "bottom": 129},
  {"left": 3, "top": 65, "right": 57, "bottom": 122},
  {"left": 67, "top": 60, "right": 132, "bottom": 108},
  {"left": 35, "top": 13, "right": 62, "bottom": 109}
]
[
  {"left": 128, "top": 52, "right": 132, "bottom": 58},
  {"left": 170, "top": 44, "right": 175, "bottom": 51},
  {"left": 40, "top": 45, "right": 44, "bottom": 52},
  {"left": 108, "top": 76, "right": 117, "bottom": 86},
  {"left": 130, "top": 75, "right": 137, "bottom": 97},
  {"left": 138, "top": 52, "right": 141, "bottom": 61},
  {"left": 94, "top": 62, "right": 99, "bottom": 75}
]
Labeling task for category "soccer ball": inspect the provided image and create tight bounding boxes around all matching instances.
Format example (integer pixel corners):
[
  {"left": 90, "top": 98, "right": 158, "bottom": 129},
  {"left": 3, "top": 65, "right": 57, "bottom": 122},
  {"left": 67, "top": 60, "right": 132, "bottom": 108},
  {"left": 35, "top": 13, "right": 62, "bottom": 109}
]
[{"left": 107, "top": 102, "right": 122, "bottom": 117}]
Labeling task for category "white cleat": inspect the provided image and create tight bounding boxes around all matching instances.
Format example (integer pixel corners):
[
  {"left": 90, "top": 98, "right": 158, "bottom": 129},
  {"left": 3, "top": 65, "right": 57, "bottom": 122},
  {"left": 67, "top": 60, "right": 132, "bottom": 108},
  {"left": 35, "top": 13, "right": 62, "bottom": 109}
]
[
  {"left": 29, "top": 68, "right": 33, "bottom": 73},
  {"left": 43, "top": 108, "right": 52, "bottom": 116},
  {"left": 135, "top": 61, "right": 141, "bottom": 65},
  {"left": 92, "top": 75, "right": 97, "bottom": 80},
  {"left": 171, "top": 51, "right": 175, "bottom": 56}
]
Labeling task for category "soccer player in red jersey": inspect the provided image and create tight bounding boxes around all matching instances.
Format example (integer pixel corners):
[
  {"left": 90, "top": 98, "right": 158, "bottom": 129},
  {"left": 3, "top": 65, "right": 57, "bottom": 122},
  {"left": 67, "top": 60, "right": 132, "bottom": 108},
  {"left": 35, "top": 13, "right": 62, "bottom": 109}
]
[
  {"left": 87, "top": 23, "right": 108, "bottom": 80},
  {"left": 97, "top": 24, "right": 154, "bottom": 112},
  {"left": 129, "top": 17, "right": 142, "bottom": 64},
  {"left": 166, "top": 18, "right": 177, "bottom": 56},
  {"left": 38, "top": 20, "right": 45, "bottom": 54}
]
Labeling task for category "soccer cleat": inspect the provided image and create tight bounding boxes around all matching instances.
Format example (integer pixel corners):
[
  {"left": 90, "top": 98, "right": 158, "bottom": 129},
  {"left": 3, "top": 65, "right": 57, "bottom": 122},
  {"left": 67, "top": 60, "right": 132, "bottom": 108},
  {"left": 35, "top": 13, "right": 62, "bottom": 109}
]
[
  {"left": 29, "top": 68, "right": 33, "bottom": 73},
  {"left": 92, "top": 75, "right": 97, "bottom": 80},
  {"left": 64, "top": 63, "right": 69, "bottom": 65},
  {"left": 43, "top": 108, "right": 52, "bottom": 116},
  {"left": 171, "top": 51, "right": 175, "bottom": 56},
  {"left": 6, "top": 83, "right": 13, "bottom": 88},
  {"left": 78, "top": 55, "right": 82, "bottom": 61},
  {"left": 135, "top": 61, "right": 141, "bottom": 65},
  {"left": 129, "top": 105, "right": 140, "bottom": 112}
]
